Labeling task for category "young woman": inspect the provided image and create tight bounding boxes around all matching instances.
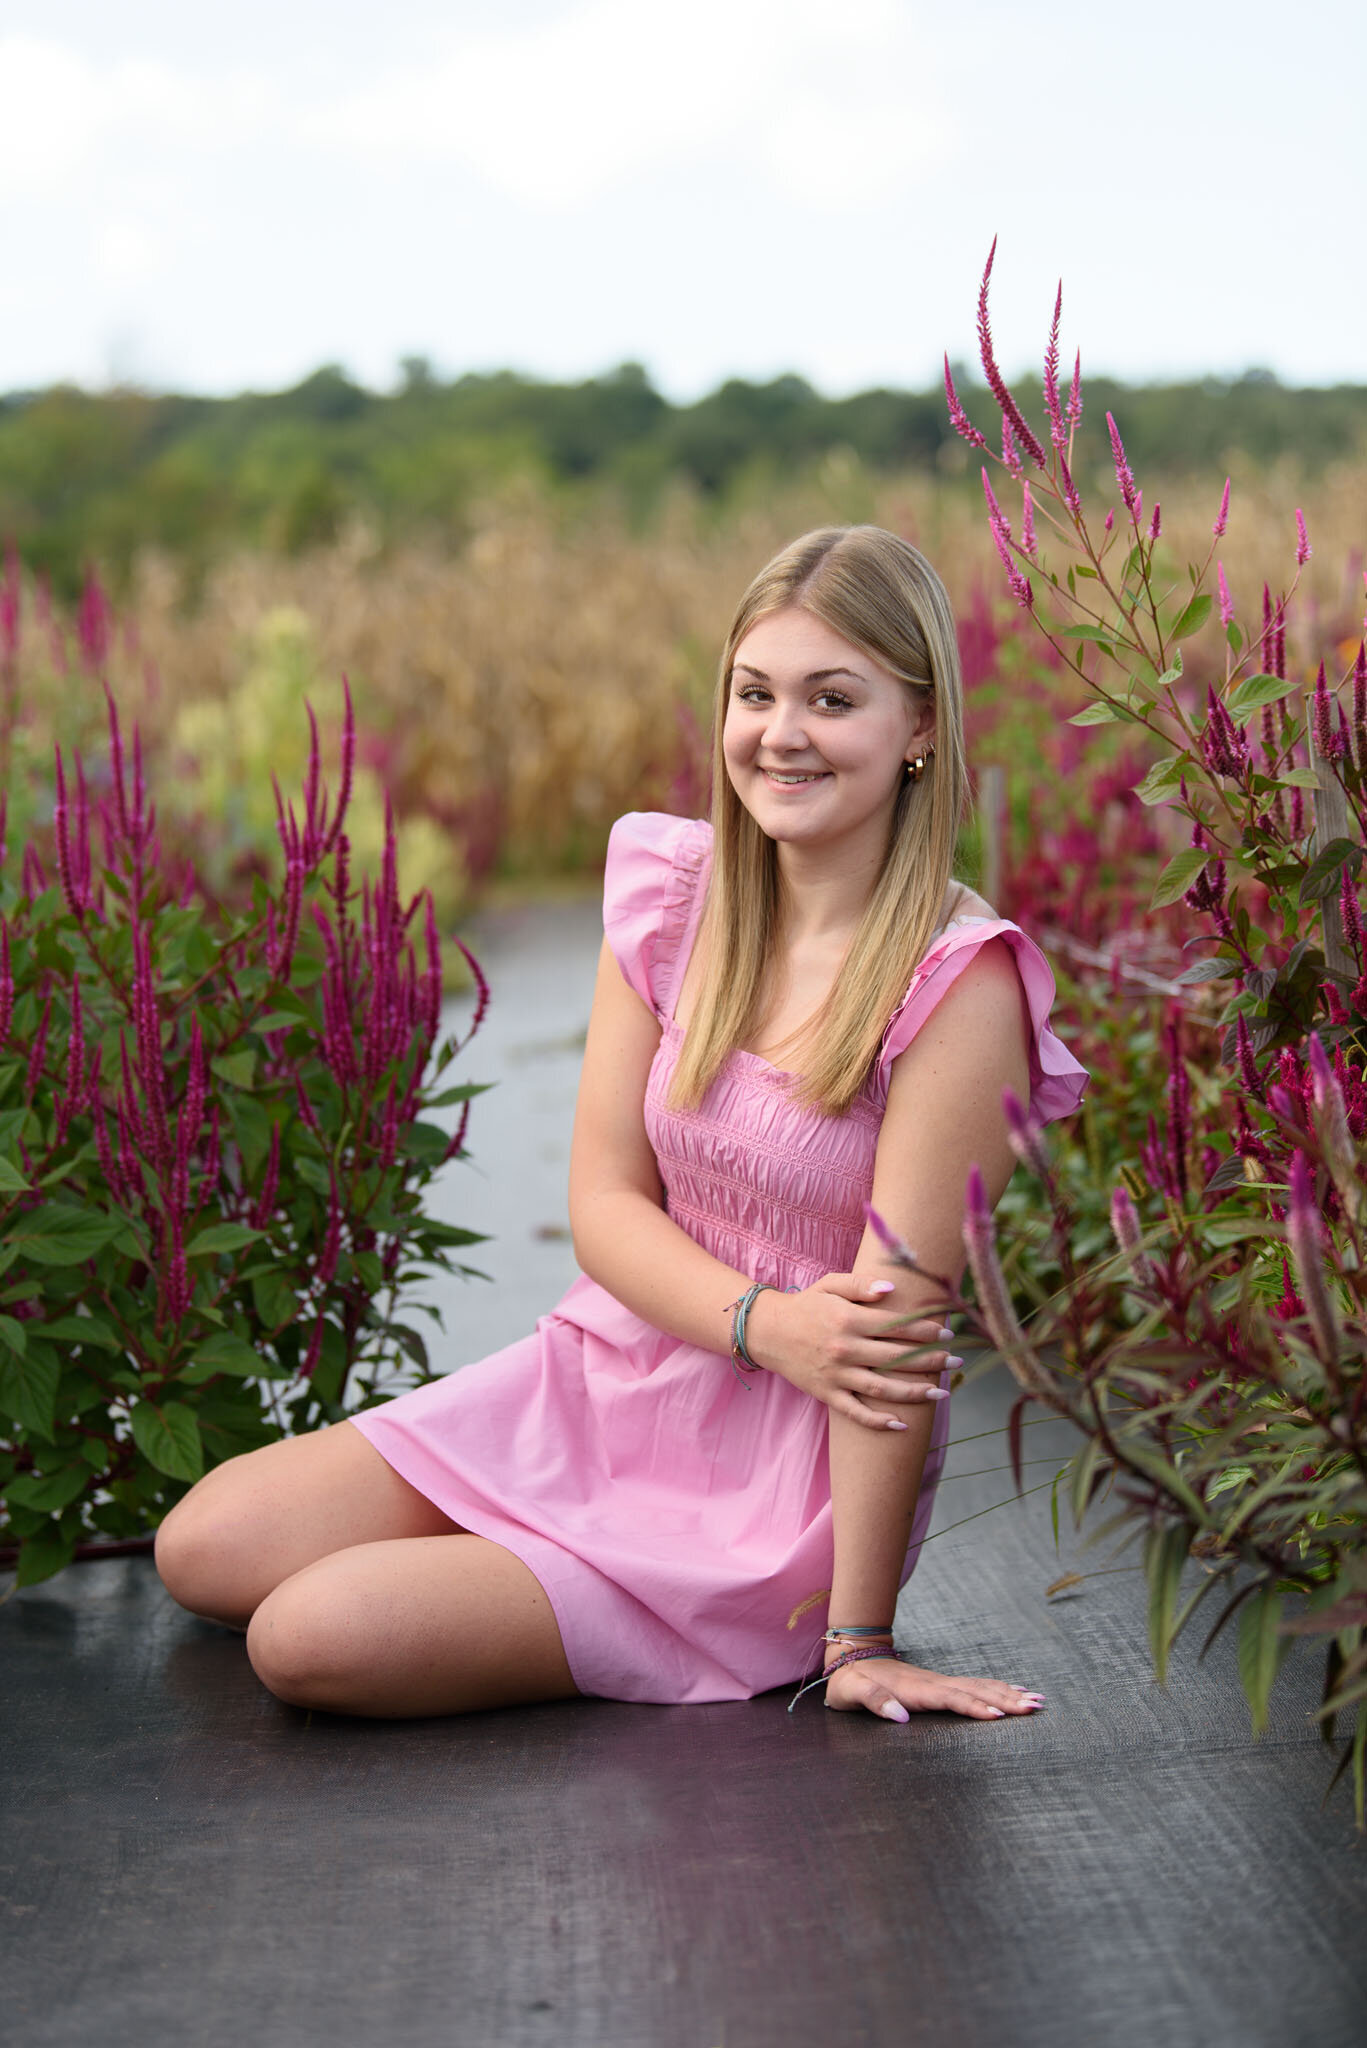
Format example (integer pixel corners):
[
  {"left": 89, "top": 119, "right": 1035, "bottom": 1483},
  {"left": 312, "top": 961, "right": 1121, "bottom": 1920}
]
[{"left": 155, "top": 526, "right": 1086, "bottom": 1726}]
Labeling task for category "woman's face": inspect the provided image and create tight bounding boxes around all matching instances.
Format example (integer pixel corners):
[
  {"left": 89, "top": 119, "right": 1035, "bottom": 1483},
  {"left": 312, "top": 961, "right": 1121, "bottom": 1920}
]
[{"left": 722, "top": 606, "right": 932, "bottom": 858}]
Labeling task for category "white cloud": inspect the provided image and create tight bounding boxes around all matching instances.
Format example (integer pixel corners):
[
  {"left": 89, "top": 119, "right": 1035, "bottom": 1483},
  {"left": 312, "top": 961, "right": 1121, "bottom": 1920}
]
[{"left": 300, "top": 0, "right": 950, "bottom": 210}]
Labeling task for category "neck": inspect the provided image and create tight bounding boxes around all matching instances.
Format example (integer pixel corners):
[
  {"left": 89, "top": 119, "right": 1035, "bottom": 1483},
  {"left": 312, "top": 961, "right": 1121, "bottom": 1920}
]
[{"left": 772, "top": 823, "right": 890, "bottom": 944}]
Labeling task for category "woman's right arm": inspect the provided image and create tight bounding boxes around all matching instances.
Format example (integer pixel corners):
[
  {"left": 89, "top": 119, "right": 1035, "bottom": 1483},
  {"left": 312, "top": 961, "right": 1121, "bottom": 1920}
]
[{"left": 568, "top": 940, "right": 950, "bottom": 1427}]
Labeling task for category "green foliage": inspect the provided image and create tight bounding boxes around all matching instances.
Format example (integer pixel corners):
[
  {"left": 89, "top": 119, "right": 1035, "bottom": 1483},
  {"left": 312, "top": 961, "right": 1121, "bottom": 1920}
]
[{"left": 0, "top": 692, "right": 484, "bottom": 1587}]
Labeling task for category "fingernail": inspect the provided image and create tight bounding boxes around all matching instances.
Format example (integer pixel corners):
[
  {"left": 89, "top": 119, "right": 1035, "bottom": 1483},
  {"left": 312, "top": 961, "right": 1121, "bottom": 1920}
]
[
  {"left": 880, "top": 1701, "right": 910, "bottom": 1724},
  {"left": 885, "top": 1417, "right": 909, "bottom": 1431},
  {"left": 869, "top": 1280, "right": 896, "bottom": 1296},
  {"left": 925, "top": 1386, "right": 950, "bottom": 1402},
  {"left": 938, "top": 1323, "right": 954, "bottom": 1341},
  {"left": 945, "top": 1355, "right": 964, "bottom": 1371},
  {"left": 988, "top": 1708, "right": 1006, "bottom": 1718}
]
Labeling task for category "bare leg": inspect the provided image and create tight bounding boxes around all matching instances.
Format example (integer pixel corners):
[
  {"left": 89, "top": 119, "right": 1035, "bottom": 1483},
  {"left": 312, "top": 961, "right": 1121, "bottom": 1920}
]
[
  {"left": 245, "top": 1534, "right": 578, "bottom": 1717},
  {"left": 155, "top": 1420, "right": 468, "bottom": 1628}
]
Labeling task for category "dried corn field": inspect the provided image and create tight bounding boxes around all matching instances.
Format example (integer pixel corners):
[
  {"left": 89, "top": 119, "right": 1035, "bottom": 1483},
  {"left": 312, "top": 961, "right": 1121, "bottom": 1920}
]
[{"left": 7, "top": 454, "right": 1366, "bottom": 913}]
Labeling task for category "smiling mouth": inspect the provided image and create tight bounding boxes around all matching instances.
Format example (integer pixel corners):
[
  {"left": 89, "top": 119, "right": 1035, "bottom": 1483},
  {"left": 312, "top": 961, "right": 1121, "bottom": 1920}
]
[{"left": 761, "top": 769, "right": 829, "bottom": 784}]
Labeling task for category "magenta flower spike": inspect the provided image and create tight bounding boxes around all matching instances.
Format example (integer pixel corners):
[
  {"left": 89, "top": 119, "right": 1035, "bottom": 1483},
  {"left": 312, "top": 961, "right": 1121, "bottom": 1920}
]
[
  {"left": 1147, "top": 501, "right": 1161, "bottom": 544},
  {"left": 943, "top": 355, "right": 987, "bottom": 450},
  {"left": 1057, "top": 449, "right": 1082, "bottom": 519},
  {"left": 863, "top": 1200, "right": 916, "bottom": 1268},
  {"left": 982, "top": 468, "right": 1033, "bottom": 609},
  {"left": 1213, "top": 477, "right": 1231, "bottom": 539},
  {"left": 325, "top": 676, "right": 357, "bottom": 853},
  {"left": 53, "top": 746, "right": 86, "bottom": 919},
  {"left": 94, "top": 1109, "right": 124, "bottom": 1206},
  {"left": 1001, "top": 1086, "right": 1049, "bottom": 1179},
  {"left": 1217, "top": 563, "right": 1234, "bottom": 628},
  {"left": 1066, "top": 350, "right": 1082, "bottom": 430},
  {"left": 0, "top": 920, "right": 12, "bottom": 1046},
  {"left": 451, "top": 933, "right": 490, "bottom": 1041},
  {"left": 1042, "top": 282, "right": 1065, "bottom": 448},
  {"left": 1020, "top": 483, "right": 1037, "bottom": 558},
  {"left": 1339, "top": 869, "right": 1364, "bottom": 960},
  {"left": 1104, "top": 412, "right": 1139, "bottom": 514},
  {"left": 25, "top": 992, "right": 52, "bottom": 1103},
  {"left": 1109, "top": 1183, "right": 1142, "bottom": 1257},
  {"left": 1287, "top": 1148, "right": 1338, "bottom": 1367},
  {"left": 1001, "top": 413, "right": 1022, "bottom": 479},
  {"left": 1295, "top": 508, "right": 1311, "bottom": 566},
  {"left": 1103, "top": 510, "right": 1114, "bottom": 536},
  {"left": 250, "top": 1123, "right": 283, "bottom": 1231},
  {"left": 1351, "top": 643, "right": 1367, "bottom": 773},
  {"left": 1312, "top": 662, "right": 1338, "bottom": 760},
  {"left": 975, "top": 239, "right": 1048, "bottom": 468},
  {"left": 303, "top": 701, "right": 322, "bottom": 860},
  {"left": 961, "top": 1164, "right": 1038, "bottom": 1382}
]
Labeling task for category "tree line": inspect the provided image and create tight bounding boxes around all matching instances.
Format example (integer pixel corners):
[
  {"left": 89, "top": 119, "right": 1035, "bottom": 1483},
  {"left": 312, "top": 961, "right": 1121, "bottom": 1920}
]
[{"left": 2, "top": 356, "right": 1364, "bottom": 594}]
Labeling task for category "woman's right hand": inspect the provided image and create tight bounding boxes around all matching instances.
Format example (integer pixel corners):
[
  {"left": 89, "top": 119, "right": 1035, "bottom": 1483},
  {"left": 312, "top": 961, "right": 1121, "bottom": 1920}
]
[{"left": 741, "top": 1274, "right": 958, "bottom": 1430}]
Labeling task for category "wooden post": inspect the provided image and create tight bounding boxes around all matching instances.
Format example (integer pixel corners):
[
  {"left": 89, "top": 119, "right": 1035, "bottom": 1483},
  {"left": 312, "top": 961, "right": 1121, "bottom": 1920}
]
[
  {"left": 978, "top": 764, "right": 1006, "bottom": 910},
  {"left": 1311, "top": 726, "right": 1354, "bottom": 984}
]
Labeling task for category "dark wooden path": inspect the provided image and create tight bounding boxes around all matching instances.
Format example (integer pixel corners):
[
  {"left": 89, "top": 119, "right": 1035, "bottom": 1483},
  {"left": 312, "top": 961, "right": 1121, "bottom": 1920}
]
[{"left": 4, "top": 1371, "right": 1364, "bottom": 2048}]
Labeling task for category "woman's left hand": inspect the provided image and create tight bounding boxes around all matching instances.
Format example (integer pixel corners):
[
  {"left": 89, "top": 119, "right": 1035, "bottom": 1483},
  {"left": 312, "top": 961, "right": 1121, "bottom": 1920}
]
[{"left": 822, "top": 1655, "right": 1045, "bottom": 1723}]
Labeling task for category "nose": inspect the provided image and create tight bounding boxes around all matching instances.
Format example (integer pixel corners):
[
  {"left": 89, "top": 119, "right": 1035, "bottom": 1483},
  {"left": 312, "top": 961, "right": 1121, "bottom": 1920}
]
[{"left": 761, "top": 697, "right": 811, "bottom": 753}]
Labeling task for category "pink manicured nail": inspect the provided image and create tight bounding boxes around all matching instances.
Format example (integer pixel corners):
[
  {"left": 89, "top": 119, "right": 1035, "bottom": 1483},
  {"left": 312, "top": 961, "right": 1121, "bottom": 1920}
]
[
  {"left": 988, "top": 1708, "right": 1006, "bottom": 1718},
  {"left": 885, "top": 1418, "right": 909, "bottom": 1431},
  {"left": 925, "top": 1387, "right": 950, "bottom": 1402},
  {"left": 881, "top": 1701, "right": 910, "bottom": 1724},
  {"left": 945, "top": 1355, "right": 964, "bottom": 1371},
  {"left": 869, "top": 1279, "right": 896, "bottom": 1295},
  {"left": 938, "top": 1324, "right": 954, "bottom": 1340}
]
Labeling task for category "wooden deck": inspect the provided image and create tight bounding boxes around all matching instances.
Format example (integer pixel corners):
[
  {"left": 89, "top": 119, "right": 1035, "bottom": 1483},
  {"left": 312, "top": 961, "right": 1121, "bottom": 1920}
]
[{"left": 4, "top": 1369, "right": 1364, "bottom": 2048}]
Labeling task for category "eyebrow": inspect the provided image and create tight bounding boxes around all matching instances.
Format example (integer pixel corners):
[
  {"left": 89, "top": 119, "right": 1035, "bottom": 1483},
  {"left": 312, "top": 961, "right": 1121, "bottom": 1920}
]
[{"left": 731, "top": 664, "right": 868, "bottom": 684}]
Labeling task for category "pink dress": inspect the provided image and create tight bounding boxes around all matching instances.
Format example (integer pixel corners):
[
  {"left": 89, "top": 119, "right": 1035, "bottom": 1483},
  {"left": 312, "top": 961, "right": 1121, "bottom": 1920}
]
[{"left": 350, "top": 813, "right": 1088, "bottom": 1703}]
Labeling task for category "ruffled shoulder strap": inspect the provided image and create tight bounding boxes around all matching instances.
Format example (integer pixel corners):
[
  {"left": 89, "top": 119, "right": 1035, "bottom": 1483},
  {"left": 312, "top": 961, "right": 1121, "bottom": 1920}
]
[
  {"left": 602, "top": 812, "right": 712, "bottom": 1019},
  {"left": 875, "top": 917, "right": 1087, "bottom": 1125}
]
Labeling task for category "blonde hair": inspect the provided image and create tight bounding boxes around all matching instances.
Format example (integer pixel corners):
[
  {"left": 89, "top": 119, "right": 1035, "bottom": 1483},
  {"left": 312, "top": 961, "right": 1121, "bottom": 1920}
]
[{"left": 670, "top": 525, "right": 968, "bottom": 1119}]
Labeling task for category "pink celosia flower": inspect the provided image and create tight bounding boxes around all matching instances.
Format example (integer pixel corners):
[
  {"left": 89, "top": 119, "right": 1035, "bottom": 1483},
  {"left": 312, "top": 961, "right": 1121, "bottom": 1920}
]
[
  {"left": 1295, "top": 508, "right": 1311, "bottom": 566},
  {"left": 1213, "top": 477, "right": 1231, "bottom": 539},
  {"left": 1217, "top": 563, "right": 1234, "bottom": 627}
]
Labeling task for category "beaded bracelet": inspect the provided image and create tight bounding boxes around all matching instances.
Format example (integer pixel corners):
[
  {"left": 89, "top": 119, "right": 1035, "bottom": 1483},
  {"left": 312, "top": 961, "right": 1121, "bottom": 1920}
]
[{"left": 722, "top": 1281, "right": 798, "bottom": 1388}]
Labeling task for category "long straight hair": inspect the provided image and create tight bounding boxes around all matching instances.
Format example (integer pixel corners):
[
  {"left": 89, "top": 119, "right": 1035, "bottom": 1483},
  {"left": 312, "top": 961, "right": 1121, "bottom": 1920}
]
[{"left": 669, "top": 526, "right": 968, "bottom": 1119}]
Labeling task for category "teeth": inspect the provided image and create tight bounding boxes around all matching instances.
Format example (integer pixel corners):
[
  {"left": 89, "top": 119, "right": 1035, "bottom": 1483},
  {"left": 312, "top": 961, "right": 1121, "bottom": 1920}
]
[{"left": 766, "top": 772, "right": 823, "bottom": 783}]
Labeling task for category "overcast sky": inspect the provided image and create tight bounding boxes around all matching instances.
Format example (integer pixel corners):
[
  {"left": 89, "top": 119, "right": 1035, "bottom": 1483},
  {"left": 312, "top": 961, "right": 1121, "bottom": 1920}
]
[{"left": 1, "top": 0, "right": 1363, "bottom": 400}]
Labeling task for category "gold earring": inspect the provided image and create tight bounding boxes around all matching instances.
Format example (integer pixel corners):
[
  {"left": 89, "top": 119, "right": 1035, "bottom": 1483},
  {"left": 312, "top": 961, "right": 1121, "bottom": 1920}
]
[{"left": 905, "top": 746, "right": 934, "bottom": 785}]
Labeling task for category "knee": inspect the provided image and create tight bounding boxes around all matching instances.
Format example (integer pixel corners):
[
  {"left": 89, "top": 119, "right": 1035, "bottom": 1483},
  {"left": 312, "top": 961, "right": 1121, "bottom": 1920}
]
[
  {"left": 245, "top": 1578, "right": 353, "bottom": 1710},
  {"left": 154, "top": 1479, "right": 257, "bottom": 1628}
]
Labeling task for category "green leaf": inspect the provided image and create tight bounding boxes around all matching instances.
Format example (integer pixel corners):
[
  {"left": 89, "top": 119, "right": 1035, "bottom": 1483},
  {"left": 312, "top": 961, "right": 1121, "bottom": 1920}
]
[
  {"left": 1133, "top": 756, "right": 1184, "bottom": 806},
  {"left": 211, "top": 1050, "right": 258, "bottom": 1091},
  {"left": 187, "top": 1222, "right": 264, "bottom": 1259},
  {"left": 129, "top": 1399, "right": 204, "bottom": 1482},
  {"left": 1067, "top": 701, "right": 1122, "bottom": 728},
  {"left": 14, "top": 1532, "right": 77, "bottom": 1586},
  {"left": 1176, "top": 958, "right": 1234, "bottom": 985},
  {"left": 38, "top": 1312, "right": 121, "bottom": 1351},
  {"left": 1226, "top": 671, "right": 1297, "bottom": 722},
  {"left": 400, "top": 1121, "right": 453, "bottom": 1167},
  {"left": 424, "top": 1081, "right": 493, "bottom": 1109},
  {"left": 1150, "top": 848, "right": 1210, "bottom": 910},
  {"left": 1061, "top": 623, "right": 1115, "bottom": 645},
  {"left": 0, "top": 1341, "right": 59, "bottom": 1436},
  {"left": 184, "top": 1329, "right": 266, "bottom": 1380},
  {"left": 251, "top": 1011, "right": 304, "bottom": 1034},
  {"left": 1279, "top": 766, "right": 1321, "bottom": 789},
  {"left": 0, "top": 1312, "right": 27, "bottom": 1356},
  {"left": 1238, "top": 1582, "right": 1290, "bottom": 1737},
  {"left": 6, "top": 1462, "right": 90, "bottom": 1513},
  {"left": 251, "top": 1270, "right": 299, "bottom": 1331},
  {"left": 2, "top": 1204, "right": 122, "bottom": 1266},
  {"left": 1299, "top": 837, "right": 1362, "bottom": 905},
  {"left": 1171, "top": 593, "right": 1213, "bottom": 641},
  {"left": 1145, "top": 1523, "right": 1192, "bottom": 1685},
  {"left": 0, "top": 1153, "right": 31, "bottom": 1194}
]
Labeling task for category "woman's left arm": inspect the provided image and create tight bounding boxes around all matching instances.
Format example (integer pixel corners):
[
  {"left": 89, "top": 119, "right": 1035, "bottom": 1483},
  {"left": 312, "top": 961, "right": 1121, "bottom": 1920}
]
[{"left": 824, "top": 939, "right": 1034, "bottom": 1719}]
